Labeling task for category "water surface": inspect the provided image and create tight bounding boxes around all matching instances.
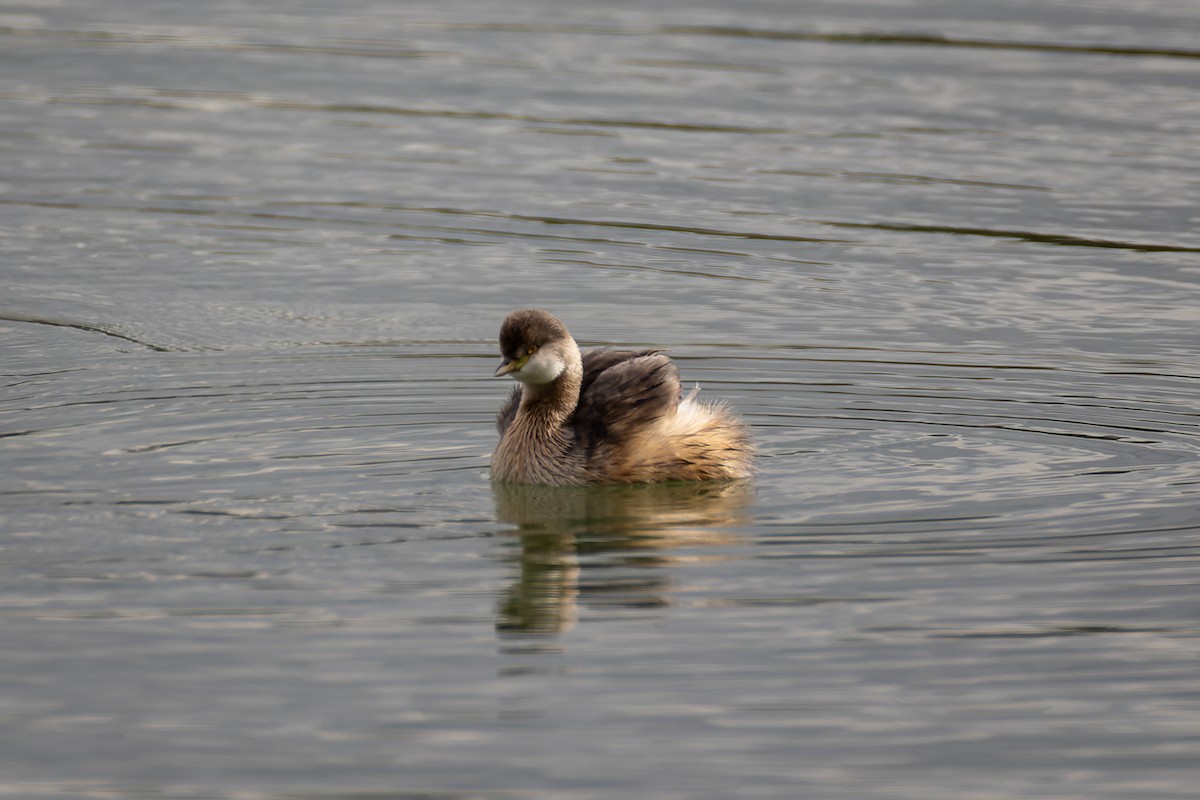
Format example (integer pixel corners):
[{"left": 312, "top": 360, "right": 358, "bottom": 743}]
[{"left": 2, "top": 1, "right": 1199, "bottom": 798}]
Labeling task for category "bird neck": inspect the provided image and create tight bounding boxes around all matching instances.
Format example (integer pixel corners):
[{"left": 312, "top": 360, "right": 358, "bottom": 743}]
[
  {"left": 518, "top": 341, "right": 582, "bottom": 426},
  {"left": 492, "top": 343, "right": 585, "bottom": 484}
]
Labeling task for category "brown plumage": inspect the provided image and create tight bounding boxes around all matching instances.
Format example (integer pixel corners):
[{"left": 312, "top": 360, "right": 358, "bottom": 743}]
[{"left": 491, "top": 309, "right": 754, "bottom": 486}]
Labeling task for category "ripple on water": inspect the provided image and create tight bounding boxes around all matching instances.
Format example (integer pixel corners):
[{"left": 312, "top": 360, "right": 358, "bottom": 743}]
[
  {"left": 744, "top": 348, "right": 1200, "bottom": 543},
  {"left": 1, "top": 329, "right": 495, "bottom": 520}
]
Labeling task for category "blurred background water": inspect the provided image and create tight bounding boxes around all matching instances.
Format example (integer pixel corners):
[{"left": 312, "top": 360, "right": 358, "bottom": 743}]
[{"left": 2, "top": 1, "right": 1199, "bottom": 798}]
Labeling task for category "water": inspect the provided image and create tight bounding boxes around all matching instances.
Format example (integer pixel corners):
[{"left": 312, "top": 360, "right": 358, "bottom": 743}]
[{"left": 3, "top": 1, "right": 1200, "bottom": 797}]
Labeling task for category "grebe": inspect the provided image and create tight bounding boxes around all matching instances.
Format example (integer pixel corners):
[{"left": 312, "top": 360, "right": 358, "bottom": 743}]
[{"left": 491, "top": 309, "right": 754, "bottom": 485}]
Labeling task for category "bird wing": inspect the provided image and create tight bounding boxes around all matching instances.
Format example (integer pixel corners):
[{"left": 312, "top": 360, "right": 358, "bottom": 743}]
[
  {"left": 496, "top": 385, "right": 521, "bottom": 435},
  {"left": 572, "top": 348, "right": 681, "bottom": 449}
]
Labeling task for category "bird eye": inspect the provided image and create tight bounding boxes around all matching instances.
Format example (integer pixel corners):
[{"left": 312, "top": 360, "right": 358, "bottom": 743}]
[{"left": 527, "top": 345, "right": 539, "bottom": 355}]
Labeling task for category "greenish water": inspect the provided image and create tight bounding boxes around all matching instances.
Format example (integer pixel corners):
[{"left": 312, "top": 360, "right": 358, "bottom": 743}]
[{"left": 2, "top": 1, "right": 1199, "bottom": 798}]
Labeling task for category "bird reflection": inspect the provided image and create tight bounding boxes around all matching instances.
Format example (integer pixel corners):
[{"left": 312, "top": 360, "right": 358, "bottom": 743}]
[{"left": 492, "top": 480, "right": 752, "bottom": 635}]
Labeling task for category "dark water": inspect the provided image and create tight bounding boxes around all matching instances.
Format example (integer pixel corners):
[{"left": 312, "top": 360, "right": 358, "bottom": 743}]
[{"left": 3, "top": 1, "right": 1200, "bottom": 798}]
